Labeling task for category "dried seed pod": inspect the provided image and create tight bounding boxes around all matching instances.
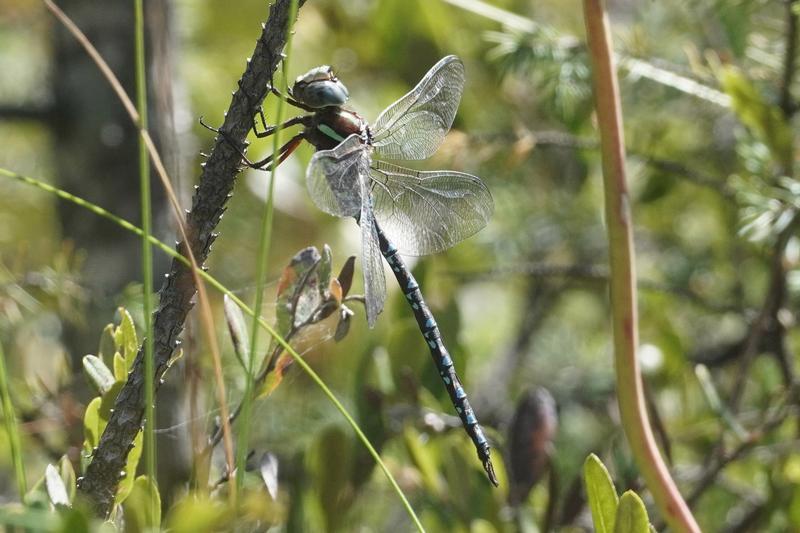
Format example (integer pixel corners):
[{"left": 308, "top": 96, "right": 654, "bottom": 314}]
[{"left": 507, "top": 387, "right": 558, "bottom": 506}]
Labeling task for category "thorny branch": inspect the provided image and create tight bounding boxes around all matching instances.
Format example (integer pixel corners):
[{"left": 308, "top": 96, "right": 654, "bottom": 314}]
[{"left": 77, "top": 0, "right": 306, "bottom": 516}]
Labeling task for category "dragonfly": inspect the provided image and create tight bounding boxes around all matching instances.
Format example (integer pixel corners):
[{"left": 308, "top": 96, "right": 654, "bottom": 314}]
[{"left": 237, "top": 55, "right": 497, "bottom": 486}]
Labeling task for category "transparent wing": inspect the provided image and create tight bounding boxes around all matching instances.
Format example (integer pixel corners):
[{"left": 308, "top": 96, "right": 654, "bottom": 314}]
[
  {"left": 306, "top": 134, "right": 370, "bottom": 218},
  {"left": 371, "top": 55, "right": 465, "bottom": 161},
  {"left": 370, "top": 160, "right": 493, "bottom": 256},
  {"left": 359, "top": 188, "right": 386, "bottom": 328}
]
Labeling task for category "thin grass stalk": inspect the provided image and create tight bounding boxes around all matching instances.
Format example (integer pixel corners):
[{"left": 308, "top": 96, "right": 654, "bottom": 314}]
[
  {"left": 0, "top": 340, "right": 26, "bottom": 503},
  {"left": 581, "top": 1, "right": 699, "bottom": 531},
  {"left": 133, "top": 0, "right": 157, "bottom": 489},
  {"left": 235, "top": 0, "right": 301, "bottom": 492},
  {"left": 1, "top": 167, "right": 425, "bottom": 532}
]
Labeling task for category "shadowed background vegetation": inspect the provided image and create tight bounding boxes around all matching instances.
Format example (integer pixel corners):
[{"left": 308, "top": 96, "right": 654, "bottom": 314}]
[{"left": 1, "top": 0, "right": 799, "bottom": 530}]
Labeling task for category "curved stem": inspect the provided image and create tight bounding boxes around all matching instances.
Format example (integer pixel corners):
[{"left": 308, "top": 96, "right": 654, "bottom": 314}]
[{"left": 582, "top": 1, "right": 700, "bottom": 531}]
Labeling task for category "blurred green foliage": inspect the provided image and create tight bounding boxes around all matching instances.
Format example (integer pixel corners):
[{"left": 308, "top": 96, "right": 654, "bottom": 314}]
[{"left": 1, "top": 0, "right": 800, "bottom": 531}]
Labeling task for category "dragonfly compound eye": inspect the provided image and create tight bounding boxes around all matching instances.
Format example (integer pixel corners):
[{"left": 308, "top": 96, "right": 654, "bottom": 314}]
[{"left": 292, "top": 65, "right": 350, "bottom": 108}]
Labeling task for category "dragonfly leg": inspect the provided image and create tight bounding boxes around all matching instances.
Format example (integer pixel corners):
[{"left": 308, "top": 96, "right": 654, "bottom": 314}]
[
  {"left": 198, "top": 116, "right": 258, "bottom": 167},
  {"left": 253, "top": 113, "right": 309, "bottom": 139},
  {"left": 248, "top": 131, "right": 305, "bottom": 171},
  {"left": 271, "top": 87, "right": 315, "bottom": 112}
]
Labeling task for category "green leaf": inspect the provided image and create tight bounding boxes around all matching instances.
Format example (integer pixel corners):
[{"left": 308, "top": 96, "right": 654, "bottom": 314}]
[
  {"left": 403, "top": 425, "right": 443, "bottom": 497},
  {"left": 614, "top": 491, "right": 650, "bottom": 533},
  {"left": 99, "top": 381, "right": 124, "bottom": 422},
  {"left": 584, "top": 454, "right": 619, "bottom": 533},
  {"left": 165, "top": 495, "right": 230, "bottom": 533},
  {"left": 318, "top": 244, "right": 333, "bottom": 290},
  {"left": 116, "top": 431, "right": 144, "bottom": 505},
  {"left": 55, "top": 507, "right": 91, "bottom": 533},
  {"left": 224, "top": 294, "right": 250, "bottom": 372},
  {"left": 719, "top": 66, "right": 793, "bottom": 168},
  {"left": 98, "top": 324, "right": 116, "bottom": 366},
  {"left": 122, "top": 476, "right": 161, "bottom": 531},
  {"left": 83, "top": 397, "right": 102, "bottom": 451},
  {"left": 113, "top": 352, "right": 126, "bottom": 383},
  {"left": 58, "top": 456, "right": 76, "bottom": 505},
  {"left": 118, "top": 307, "right": 139, "bottom": 364},
  {"left": 82, "top": 355, "right": 115, "bottom": 395},
  {"left": 45, "top": 464, "right": 70, "bottom": 507}
]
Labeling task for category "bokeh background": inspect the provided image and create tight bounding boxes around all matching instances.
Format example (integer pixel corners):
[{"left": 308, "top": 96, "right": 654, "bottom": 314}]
[{"left": 1, "top": 0, "right": 799, "bottom": 530}]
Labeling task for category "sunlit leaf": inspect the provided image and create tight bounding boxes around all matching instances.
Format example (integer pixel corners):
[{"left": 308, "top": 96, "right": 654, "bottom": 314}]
[
  {"left": 98, "top": 324, "right": 116, "bottom": 366},
  {"left": 118, "top": 307, "right": 139, "bottom": 364},
  {"left": 115, "top": 431, "right": 144, "bottom": 505},
  {"left": 584, "top": 454, "right": 619, "bottom": 533},
  {"left": 259, "top": 452, "right": 279, "bottom": 500},
  {"left": 82, "top": 355, "right": 115, "bottom": 395},
  {"left": 99, "top": 382, "right": 124, "bottom": 422},
  {"left": 614, "top": 491, "right": 650, "bottom": 533},
  {"left": 83, "top": 397, "right": 102, "bottom": 451},
  {"left": 45, "top": 464, "right": 70, "bottom": 507},
  {"left": 58, "top": 455, "right": 76, "bottom": 505},
  {"left": 113, "top": 352, "right": 126, "bottom": 383}
]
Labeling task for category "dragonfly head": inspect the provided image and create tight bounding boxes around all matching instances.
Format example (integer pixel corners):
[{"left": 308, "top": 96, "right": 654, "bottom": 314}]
[{"left": 291, "top": 66, "right": 350, "bottom": 109}]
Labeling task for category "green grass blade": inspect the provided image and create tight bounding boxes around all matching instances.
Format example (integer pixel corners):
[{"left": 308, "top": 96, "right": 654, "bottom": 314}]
[
  {"left": 0, "top": 167, "right": 424, "bottom": 531},
  {"left": 236, "top": 0, "right": 300, "bottom": 493},
  {"left": 0, "top": 339, "right": 27, "bottom": 502},
  {"left": 133, "top": 0, "right": 157, "bottom": 491}
]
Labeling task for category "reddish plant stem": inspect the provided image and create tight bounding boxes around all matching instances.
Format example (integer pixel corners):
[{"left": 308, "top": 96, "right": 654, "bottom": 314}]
[{"left": 582, "top": 1, "right": 700, "bottom": 531}]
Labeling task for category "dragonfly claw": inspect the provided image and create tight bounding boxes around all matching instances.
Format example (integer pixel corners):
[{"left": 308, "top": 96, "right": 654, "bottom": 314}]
[{"left": 484, "top": 457, "right": 499, "bottom": 487}]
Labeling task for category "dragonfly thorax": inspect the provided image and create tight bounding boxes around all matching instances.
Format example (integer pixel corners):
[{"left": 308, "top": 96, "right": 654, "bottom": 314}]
[
  {"left": 292, "top": 65, "right": 350, "bottom": 109},
  {"left": 305, "top": 107, "right": 369, "bottom": 151}
]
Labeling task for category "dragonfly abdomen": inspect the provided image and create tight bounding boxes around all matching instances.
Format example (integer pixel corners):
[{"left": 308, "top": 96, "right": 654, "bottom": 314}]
[{"left": 377, "top": 226, "right": 498, "bottom": 486}]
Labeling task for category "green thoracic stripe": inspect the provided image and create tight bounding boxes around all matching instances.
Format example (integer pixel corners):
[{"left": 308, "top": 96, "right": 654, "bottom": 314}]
[{"left": 318, "top": 124, "right": 345, "bottom": 143}]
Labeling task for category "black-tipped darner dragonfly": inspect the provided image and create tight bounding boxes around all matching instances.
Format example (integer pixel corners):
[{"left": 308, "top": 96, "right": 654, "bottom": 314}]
[{"left": 238, "top": 55, "right": 497, "bottom": 485}]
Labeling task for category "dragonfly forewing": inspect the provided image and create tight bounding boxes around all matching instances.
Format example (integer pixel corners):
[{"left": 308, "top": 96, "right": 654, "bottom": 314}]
[
  {"left": 371, "top": 55, "right": 465, "bottom": 161},
  {"left": 370, "top": 160, "right": 493, "bottom": 256},
  {"left": 306, "top": 134, "right": 368, "bottom": 218},
  {"left": 359, "top": 194, "right": 386, "bottom": 328}
]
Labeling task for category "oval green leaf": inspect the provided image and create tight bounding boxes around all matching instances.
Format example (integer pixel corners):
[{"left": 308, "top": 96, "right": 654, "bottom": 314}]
[
  {"left": 614, "top": 491, "right": 650, "bottom": 533},
  {"left": 584, "top": 453, "right": 619, "bottom": 533}
]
